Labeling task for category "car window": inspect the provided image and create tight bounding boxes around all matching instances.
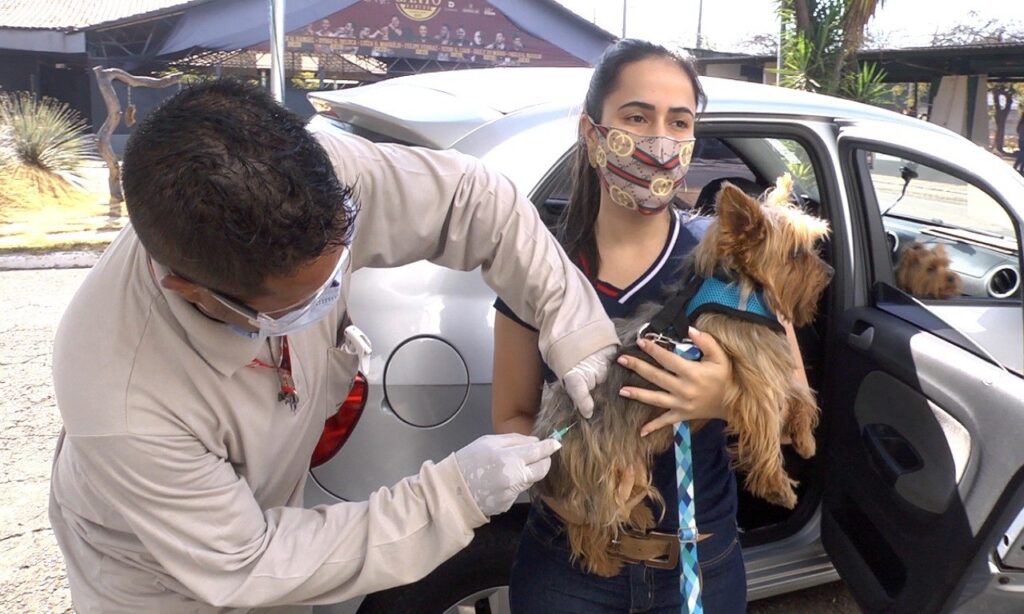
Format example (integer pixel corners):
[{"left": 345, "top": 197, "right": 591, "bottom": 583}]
[
  {"left": 677, "top": 138, "right": 757, "bottom": 211},
  {"left": 854, "top": 147, "right": 1022, "bottom": 373},
  {"left": 701, "top": 137, "right": 821, "bottom": 209},
  {"left": 863, "top": 151, "right": 1020, "bottom": 302},
  {"left": 532, "top": 153, "right": 574, "bottom": 229}
]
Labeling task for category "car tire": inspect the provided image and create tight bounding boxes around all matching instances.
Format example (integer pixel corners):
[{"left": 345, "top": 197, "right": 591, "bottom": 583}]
[{"left": 357, "top": 505, "right": 527, "bottom": 614}]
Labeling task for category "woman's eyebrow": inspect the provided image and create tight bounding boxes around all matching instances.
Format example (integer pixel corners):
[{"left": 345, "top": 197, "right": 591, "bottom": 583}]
[
  {"left": 618, "top": 100, "right": 655, "bottom": 111},
  {"left": 618, "top": 100, "right": 694, "bottom": 116}
]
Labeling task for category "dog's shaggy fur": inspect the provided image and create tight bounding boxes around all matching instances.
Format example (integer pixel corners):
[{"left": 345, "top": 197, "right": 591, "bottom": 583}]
[
  {"left": 532, "top": 176, "right": 832, "bottom": 577},
  {"left": 895, "top": 241, "right": 962, "bottom": 299}
]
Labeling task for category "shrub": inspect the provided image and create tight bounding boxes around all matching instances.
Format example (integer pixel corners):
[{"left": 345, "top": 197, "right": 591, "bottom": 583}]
[
  {"left": 0, "top": 92, "right": 98, "bottom": 179},
  {"left": 0, "top": 122, "right": 14, "bottom": 170}
]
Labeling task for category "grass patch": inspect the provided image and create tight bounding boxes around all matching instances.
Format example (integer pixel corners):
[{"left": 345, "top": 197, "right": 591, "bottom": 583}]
[{"left": 0, "top": 164, "right": 123, "bottom": 253}]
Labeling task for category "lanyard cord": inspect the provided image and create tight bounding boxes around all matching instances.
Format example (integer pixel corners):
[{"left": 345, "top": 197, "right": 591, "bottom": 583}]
[
  {"left": 248, "top": 337, "right": 299, "bottom": 411},
  {"left": 146, "top": 256, "right": 301, "bottom": 412}
]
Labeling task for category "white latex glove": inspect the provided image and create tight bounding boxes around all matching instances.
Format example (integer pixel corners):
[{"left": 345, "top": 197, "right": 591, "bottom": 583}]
[
  {"left": 562, "top": 344, "right": 618, "bottom": 419},
  {"left": 454, "top": 433, "right": 561, "bottom": 517}
]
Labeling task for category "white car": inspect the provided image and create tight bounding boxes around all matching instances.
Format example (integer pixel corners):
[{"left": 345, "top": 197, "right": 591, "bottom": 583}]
[{"left": 302, "top": 67, "right": 1024, "bottom": 614}]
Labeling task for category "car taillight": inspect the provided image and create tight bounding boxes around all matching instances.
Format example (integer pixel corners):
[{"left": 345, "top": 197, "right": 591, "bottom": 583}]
[{"left": 310, "top": 373, "right": 368, "bottom": 468}]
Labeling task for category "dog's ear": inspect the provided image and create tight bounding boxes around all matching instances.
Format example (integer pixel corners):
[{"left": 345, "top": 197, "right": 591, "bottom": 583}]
[
  {"left": 716, "top": 183, "right": 767, "bottom": 271},
  {"left": 899, "top": 242, "right": 925, "bottom": 264}
]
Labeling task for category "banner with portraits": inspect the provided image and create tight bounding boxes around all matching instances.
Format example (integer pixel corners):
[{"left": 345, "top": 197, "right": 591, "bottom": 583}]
[{"left": 276, "top": 0, "right": 586, "bottom": 67}]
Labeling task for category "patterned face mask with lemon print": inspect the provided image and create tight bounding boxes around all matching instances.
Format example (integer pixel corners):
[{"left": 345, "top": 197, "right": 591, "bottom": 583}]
[{"left": 586, "top": 117, "right": 695, "bottom": 215}]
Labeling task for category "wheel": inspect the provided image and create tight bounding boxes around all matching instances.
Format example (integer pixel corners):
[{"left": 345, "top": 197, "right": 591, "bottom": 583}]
[{"left": 357, "top": 505, "right": 527, "bottom": 614}]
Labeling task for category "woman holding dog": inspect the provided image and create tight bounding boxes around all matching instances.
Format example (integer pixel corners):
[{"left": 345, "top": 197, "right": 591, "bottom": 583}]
[{"left": 492, "top": 39, "right": 809, "bottom": 613}]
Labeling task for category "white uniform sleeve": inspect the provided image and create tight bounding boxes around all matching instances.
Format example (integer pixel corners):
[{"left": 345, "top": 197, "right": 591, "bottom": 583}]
[
  {"left": 312, "top": 127, "right": 618, "bottom": 378},
  {"left": 64, "top": 432, "right": 486, "bottom": 608}
]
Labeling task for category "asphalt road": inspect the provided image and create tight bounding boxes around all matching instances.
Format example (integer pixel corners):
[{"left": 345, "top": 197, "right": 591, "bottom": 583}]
[{"left": 0, "top": 266, "right": 859, "bottom": 613}]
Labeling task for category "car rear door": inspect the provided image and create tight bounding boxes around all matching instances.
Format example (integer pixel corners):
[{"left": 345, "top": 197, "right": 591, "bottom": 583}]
[{"left": 822, "top": 120, "right": 1024, "bottom": 612}]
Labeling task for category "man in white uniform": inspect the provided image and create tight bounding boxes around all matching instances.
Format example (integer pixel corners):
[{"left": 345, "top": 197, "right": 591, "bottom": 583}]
[{"left": 49, "top": 80, "right": 617, "bottom": 612}]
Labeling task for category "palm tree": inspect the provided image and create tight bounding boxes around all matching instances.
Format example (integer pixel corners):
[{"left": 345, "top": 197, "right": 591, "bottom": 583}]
[
  {"left": 776, "top": 0, "right": 888, "bottom": 105},
  {"left": 836, "top": 0, "right": 884, "bottom": 83}
]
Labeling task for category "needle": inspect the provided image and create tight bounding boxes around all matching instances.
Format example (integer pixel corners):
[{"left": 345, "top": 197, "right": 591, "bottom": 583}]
[{"left": 550, "top": 420, "right": 579, "bottom": 442}]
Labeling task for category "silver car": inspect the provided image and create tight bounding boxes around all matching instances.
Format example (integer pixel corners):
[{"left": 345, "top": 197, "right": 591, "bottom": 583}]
[{"left": 303, "top": 67, "right": 1024, "bottom": 613}]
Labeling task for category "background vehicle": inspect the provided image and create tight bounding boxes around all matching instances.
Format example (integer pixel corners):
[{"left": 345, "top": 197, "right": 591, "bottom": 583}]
[{"left": 303, "top": 67, "right": 1024, "bottom": 613}]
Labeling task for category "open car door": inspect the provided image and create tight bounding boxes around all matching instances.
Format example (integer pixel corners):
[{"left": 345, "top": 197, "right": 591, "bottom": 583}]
[{"left": 822, "top": 121, "right": 1024, "bottom": 613}]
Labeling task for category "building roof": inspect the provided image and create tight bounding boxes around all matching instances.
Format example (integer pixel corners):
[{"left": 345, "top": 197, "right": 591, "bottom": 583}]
[
  {"left": 859, "top": 42, "right": 1024, "bottom": 82},
  {"left": 696, "top": 42, "right": 1024, "bottom": 83},
  {"left": 0, "top": 0, "right": 208, "bottom": 31}
]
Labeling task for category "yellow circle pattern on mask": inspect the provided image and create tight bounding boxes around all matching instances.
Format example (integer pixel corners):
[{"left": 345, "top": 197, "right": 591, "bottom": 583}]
[
  {"left": 649, "top": 175, "right": 675, "bottom": 198},
  {"left": 609, "top": 184, "right": 638, "bottom": 210},
  {"left": 679, "top": 141, "right": 695, "bottom": 167},
  {"left": 605, "top": 129, "right": 636, "bottom": 158}
]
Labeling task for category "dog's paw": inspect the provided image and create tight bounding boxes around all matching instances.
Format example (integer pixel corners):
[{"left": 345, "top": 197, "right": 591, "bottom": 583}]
[
  {"left": 784, "top": 398, "right": 819, "bottom": 459},
  {"left": 746, "top": 469, "right": 799, "bottom": 510},
  {"left": 627, "top": 502, "right": 655, "bottom": 532},
  {"left": 768, "top": 488, "right": 798, "bottom": 510},
  {"left": 788, "top": 424, "right": 816, "bottom": 459},
  {"left": 589, "top": 557, "right": 626, "bottom": 578}
]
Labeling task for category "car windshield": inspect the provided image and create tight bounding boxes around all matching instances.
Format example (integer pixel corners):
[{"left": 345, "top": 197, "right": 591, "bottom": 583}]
[
  {"left": 873, "top": 153, "right": 1017, "bottom": 247},
  {"left": 765, "top": 138, "right": 821, "bottom": 202}
]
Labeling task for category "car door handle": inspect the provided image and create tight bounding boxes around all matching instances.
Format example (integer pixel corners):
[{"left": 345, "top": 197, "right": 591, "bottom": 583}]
[
  {"left": 862, "top": 423, "right": 924, "bottom": 486},
  {"left": 848, "top": 323, "right": 874, "bottom": 351}
]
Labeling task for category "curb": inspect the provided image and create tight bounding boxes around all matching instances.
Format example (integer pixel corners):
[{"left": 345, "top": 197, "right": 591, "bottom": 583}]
[{"left": 0, "top": 251, "right": 101, "bottom": 271}]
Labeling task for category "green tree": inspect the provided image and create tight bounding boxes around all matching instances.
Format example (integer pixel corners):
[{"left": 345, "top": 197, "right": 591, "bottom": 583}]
[{"left": 775, "top": 0, "right": 888, "bottom": 105}]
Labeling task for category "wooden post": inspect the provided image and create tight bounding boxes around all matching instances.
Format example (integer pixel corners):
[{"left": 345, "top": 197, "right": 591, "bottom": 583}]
[{"left": 92, "top": 66, "right": 181, "bottom": 217}]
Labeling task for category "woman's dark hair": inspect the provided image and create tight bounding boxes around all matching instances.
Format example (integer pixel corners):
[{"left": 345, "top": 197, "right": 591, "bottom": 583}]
[
  {"left": 122, "top": 79, "right": 354, "bottom": 299},
  {"left": 558, "top": 39, "right": 706, "bottom": 278}
]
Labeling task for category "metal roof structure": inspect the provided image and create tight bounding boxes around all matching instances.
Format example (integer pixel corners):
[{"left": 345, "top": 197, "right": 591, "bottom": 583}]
[
  {"left": 859, "top": 42, "right": 1024, "bottom": 83},
  {"left": 697, "top": 42, "right": 1024, "bottom": 84}
]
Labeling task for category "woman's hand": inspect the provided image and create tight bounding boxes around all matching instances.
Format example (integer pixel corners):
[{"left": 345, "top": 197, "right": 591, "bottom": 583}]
[{"left": 616, "top": 326, "right": 732, "bottom": 437}]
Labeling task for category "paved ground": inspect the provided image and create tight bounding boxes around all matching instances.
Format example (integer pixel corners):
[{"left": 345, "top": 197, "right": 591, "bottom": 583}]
[
  {"left": 0, "top": 266, "right": 859, "bottom": 613},
  {"left": 749, "top": 581, "right": 859, "bottom": 613},
  {"left": 0, "top": 268, "right": 83, "bottom": 613}
]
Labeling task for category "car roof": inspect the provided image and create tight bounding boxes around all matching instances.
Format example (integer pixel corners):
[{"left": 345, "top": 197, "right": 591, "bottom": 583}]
[{"left": 308, "top": 66, "right": 947, "bottom": 148}]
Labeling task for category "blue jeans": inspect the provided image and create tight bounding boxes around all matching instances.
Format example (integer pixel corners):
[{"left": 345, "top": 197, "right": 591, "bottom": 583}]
[{"left": 509, "top": 502, "right": 747, "bottom": 613}]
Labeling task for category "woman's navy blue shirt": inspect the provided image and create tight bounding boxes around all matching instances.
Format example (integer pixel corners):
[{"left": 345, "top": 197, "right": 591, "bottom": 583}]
[{"left": 494, "top": 209, "right": 737, "bottom": 532}]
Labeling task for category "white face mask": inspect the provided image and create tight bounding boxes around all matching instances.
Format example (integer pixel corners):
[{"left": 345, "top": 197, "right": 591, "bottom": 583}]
[
  {"left": 248, "top": 281, "right": 342, "bottom": 337},
  {"left": 208, "top": 247, "right": 350, "bottom": 338}
]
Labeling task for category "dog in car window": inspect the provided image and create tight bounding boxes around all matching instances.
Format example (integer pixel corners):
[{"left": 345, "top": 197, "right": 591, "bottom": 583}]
[
  {"left": 532, "top": 175, "right": 833, "bottom": 577},
  {"left": 895, "top": 241, "right": 962, "bottom": 300}
]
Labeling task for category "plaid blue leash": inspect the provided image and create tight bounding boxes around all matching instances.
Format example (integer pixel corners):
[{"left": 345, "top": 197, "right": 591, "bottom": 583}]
[
  {"left": 637, "top": 315, "right": 706, "bottom": 613},
  {"left": 675, "top": 421, "right": 703, "bottom": 613},
  {"left": 671, "top": 338, "right": 703, "bottom": 614}
]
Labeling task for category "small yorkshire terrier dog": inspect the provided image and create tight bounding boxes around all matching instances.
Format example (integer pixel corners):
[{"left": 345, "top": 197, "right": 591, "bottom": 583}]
[
  {"left": 895, "top": 241, "right": 962, "bottom": 299},
  {"left": 533, "top": 176, "right": 833, "bottom": 577}
]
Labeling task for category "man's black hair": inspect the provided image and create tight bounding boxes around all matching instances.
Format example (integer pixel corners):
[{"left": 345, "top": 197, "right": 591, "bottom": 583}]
[{"left": 122, "top": 79, "right": 354, "bottom": 299}]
